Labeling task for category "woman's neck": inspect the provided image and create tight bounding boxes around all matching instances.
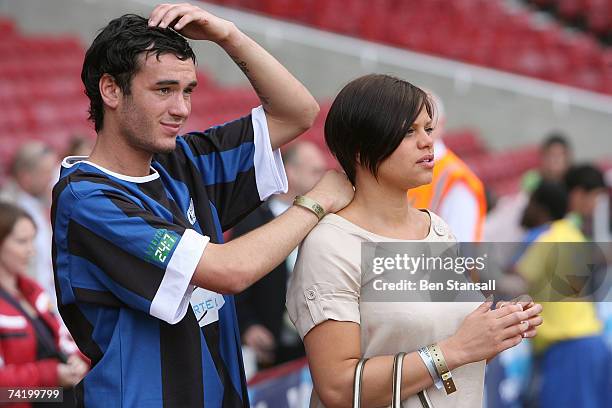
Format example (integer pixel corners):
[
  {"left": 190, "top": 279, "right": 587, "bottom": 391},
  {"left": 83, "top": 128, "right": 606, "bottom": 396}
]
[
  {"left": 338, "top": 176, "right": 428, "bottom": 240},
  {"left": 0, "top": 267, "right": 19, "bottom": 297},
  {"left": 350, "top": 183, "right": 411, "bottom": 226}
]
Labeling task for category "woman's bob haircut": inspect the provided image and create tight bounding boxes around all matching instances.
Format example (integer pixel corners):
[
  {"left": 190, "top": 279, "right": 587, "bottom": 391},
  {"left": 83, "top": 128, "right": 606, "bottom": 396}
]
[{"left": 324, "top": 74, "right": 434, "bottom": 184}]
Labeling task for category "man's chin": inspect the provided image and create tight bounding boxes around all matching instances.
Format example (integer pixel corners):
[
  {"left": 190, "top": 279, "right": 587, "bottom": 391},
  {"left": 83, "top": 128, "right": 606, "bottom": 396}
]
[{"left": 152, "top": 140, "right": 177, "bottom": 155}]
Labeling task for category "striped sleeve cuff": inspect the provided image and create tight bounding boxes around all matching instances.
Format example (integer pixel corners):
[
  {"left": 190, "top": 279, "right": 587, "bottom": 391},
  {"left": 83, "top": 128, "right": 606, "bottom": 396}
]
[
  {"left": 150, "top": 229, "right": 209, "bottom": 324},
  {"left": 251, "top": 105, "right": 288, "bottom": 201}
]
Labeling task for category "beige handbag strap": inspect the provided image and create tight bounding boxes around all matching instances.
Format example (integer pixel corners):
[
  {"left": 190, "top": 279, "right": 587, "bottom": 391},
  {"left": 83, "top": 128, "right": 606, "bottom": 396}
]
[
  {"left": 392, "top": 352, "right": 406, "bottom": 408},
  {"left": 393, "top": 353, "right": 435, "bottom": 408},
  {"left": 353, "top": 354, "right": 434, "bottom": 408},
  {"left": 352, "top": 358, "right": 368, "bottom": 408},
  {"left": 418, "top": 390, "right": 434, "bottom": 408}
]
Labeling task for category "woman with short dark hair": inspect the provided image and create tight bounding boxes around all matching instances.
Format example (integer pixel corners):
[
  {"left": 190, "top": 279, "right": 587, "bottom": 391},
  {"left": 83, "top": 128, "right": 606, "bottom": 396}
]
[{"left": 287, "top": 74, "right": 543, "bottom": 407}]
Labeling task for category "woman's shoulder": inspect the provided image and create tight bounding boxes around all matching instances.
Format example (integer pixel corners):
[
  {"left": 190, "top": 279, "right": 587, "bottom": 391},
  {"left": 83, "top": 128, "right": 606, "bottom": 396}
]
[
  {"left": 307, "top": 213, "right": 371, "bottom": 242},
  {"left": 17, "top": 275, "right": 46, "bottom": 298},
  {"left": 298, "top": 214, "right": 368, "bottom": 260},
  {"left": 424, "top": 210, "right": 457, "bottom": 242}
]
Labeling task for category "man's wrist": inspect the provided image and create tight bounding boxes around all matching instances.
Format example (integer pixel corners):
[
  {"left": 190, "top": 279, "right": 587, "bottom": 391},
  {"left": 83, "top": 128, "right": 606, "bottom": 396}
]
[
  {"left": 293, "top": 196, "right": 326, "bottom": 220},
  {"left": 302, "top": 192, "right": 332, "bottom": 215},
  {"left": 218, "top": 23, "right": 244, "bottom": 49}
]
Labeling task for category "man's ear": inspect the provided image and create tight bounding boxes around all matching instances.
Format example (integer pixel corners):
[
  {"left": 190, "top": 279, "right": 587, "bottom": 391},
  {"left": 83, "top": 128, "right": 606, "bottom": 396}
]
[{"left": 99, "top": 74, "right": 122, "bottom": 110}]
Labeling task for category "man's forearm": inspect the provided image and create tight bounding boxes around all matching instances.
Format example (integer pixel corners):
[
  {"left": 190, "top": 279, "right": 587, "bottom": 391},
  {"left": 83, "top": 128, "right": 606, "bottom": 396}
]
[
  {"left": 193, "top": 204, "right": 320, "bottom": 293},
  {"left": 219, "top": 26, "right": 319, "bottom": 149},
  {"left": 192, "top": 169, "right": 352, "bottom": 294}
]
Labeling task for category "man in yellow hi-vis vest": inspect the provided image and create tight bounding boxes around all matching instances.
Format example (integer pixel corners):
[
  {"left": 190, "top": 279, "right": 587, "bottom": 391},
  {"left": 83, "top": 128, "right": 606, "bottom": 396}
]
[{"left": 408, "top": 94, "right": 486, "bottom": 242}]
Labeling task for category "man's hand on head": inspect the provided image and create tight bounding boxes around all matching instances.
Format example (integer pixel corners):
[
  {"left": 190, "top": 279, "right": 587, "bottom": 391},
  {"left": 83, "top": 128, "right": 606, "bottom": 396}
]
[{"left": 148, "top": 3, "right": 239, "bottom": 44}]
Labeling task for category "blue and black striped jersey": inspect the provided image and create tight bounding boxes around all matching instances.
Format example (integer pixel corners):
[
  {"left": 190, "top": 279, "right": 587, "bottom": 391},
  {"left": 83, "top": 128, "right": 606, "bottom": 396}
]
[{"left": 51, "top": 107, "right": 287, "bottom": 407}]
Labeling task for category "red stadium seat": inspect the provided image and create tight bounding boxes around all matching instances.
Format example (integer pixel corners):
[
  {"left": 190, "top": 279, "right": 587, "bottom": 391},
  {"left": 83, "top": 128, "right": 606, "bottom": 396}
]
[
  {"left": 444, "top": 130, "right": 488, "bottom": 160},
  {"left": 205, "top": 0, "right": 612, "bottom": 96}
]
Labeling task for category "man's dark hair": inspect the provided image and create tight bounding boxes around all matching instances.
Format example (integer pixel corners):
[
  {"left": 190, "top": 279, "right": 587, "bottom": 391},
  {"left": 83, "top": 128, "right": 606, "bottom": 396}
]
[
  {"left": 82, "top": 14, "right": 196, "bottom": 132},
  {"left": 541, "top": 132, "right": 570, "bottom": 152},
  {"left": 531, "top": 181, "right": 568, "bottom": 221},
  {"left": 324, "top": 74, "right": 433, "bottom": 184},
  {"left": 564, "top": 164, "right": 606, "bottom": 193}
]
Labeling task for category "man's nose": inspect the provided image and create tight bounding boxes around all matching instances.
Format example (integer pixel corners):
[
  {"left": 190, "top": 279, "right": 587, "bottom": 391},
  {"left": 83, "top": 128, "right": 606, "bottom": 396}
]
[{"left": 169, "top": 94, "right": 190, "bottom": 118}]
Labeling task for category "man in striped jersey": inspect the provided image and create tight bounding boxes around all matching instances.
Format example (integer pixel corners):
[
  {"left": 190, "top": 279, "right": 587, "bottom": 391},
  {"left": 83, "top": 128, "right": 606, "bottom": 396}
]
[{"left": 51, "top": 3, "right": 353, "bottom": 407}]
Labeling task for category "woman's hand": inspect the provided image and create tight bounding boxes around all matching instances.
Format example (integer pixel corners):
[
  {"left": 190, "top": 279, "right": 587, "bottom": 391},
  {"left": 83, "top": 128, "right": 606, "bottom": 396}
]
[
  {"left": 243, "top": 324, "right": 276, "bottom": 365},
  {"left": 57, "top": 355, "right": 89, "bottom": 387},
  {"left": 148, "top": 3, "right": 238, "bottom": 44},
  {"left": 67, "top": 355, "right": 89, "bottom": 383},
  {"left": 57, "top": 363, "right": 80, "bottom": 388},
  {"left": 496, "top": 296, "right": 543, "bottom": 339},
  {"left": 439, "top": 299, "right": 542, "bottom": 368}
]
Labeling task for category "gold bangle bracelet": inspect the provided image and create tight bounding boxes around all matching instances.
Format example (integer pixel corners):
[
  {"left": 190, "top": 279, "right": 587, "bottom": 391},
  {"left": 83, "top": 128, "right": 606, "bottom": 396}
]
[
  {"left": 293, "top": 195, "right": 326, "bottom": 220},
  {"left": 427, "top": 343, "right": 457, "bottom": 395}
]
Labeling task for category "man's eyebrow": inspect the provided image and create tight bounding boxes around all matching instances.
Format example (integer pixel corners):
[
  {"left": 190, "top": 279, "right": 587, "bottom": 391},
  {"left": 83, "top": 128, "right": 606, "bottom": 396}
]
[
  {"left": 155, "top": 80, "right": 180, "bottom": 86},
  {"left": 154, "top": 80, "right": 198, "bottom": 88}
]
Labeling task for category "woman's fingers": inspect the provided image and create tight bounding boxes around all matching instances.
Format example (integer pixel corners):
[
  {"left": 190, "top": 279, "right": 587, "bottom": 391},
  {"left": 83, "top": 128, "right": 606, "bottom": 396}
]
[
  {"left": 522, "top": 328, "right": 537, "bottom": 338},
  {"left": 499, "top": 334, "right": 523, "bottom": 352},
  {"left": 501, "top": 320, "right": 530, "bottom": 339},
  {"left": 497, "top": 309, "right": 529, "bottom": 329},
  {"left": 523, "top": 302, "right": 543, "bottom": 317},
  {"left": 510, "top": 294, "right": 534, "bottom": 305},
  {"left": 496, "top": 300, "right": 511, "bottom": 309},
  {"left": 490, "top": 303, "right": 523, "bottom": 319},
  {"left": 527, "top": 315, "right": 543, "bottom": 327}
]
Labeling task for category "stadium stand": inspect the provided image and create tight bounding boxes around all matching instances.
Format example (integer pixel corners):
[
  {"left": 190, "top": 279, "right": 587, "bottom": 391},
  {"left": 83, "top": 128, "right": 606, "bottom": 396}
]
[
  {"left": 208, "top": 0, "right": 612, "bottom": 95},
  {"left": 529, "top": 0, "right": 612, "bottom": 44},
  {"left": 0, "top": 9, "right": 607, "bottom": 198},
  {"left": 0, "top": 15, "right": 88, "bottom": 181}
]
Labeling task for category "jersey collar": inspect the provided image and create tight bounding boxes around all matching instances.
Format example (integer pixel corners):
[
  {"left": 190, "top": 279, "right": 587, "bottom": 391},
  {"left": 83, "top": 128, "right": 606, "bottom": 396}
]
[{"left": 62, "top": 156, "right": 160, "bottom": 183}]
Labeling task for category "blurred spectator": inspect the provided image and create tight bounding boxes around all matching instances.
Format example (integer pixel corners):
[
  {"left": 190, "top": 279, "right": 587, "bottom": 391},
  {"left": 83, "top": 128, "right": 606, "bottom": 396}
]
[
  {"left": 489, "top": 181, "right": 568, "bottom": 408},
  {"left": 63, "top": 136, "right": 94, "bottom": 158},
  {"left": 514, "top": 165, "right": 611, "bottom": 408},
  {"left": 408, "top": 93, "right": 487, "bottom": 242},
  {"left": 565, "top": 164, "right": 607, "bottom": 238},
  {"left": 488, "top": 182, "right": 572, "bottom": 408},
  {"left": 0, "top": 142, "right": 58, "bottom": 305},
  {"left": 232, "top": 141, "right": 326, "bottom": 370},
  {"left": 0, "top": 202, "right": 88, "bottom": 407},
  {"left": 520, "top": 181, "right": 568, "bottom": 232},
  {"left": 485, "top": 133, "right": 573, "bottom": 243},
  {"left": 497, "top": 182, "right": 570, "bottom": 299},
  {"left": 521, "top": 133, "right": 572, "bottom": 194}
]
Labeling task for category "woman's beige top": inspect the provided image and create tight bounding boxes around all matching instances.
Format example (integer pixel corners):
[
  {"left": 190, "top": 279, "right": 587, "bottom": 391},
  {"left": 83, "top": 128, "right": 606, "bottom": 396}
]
[{"left": 286, "top": 211, "right": 485, "bottom": 408}]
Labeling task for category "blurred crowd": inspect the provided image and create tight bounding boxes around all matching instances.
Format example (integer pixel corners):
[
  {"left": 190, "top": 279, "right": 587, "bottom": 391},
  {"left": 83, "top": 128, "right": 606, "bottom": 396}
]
[{"left": 0, "top": 136, "right": 92, "bottom": 407}]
